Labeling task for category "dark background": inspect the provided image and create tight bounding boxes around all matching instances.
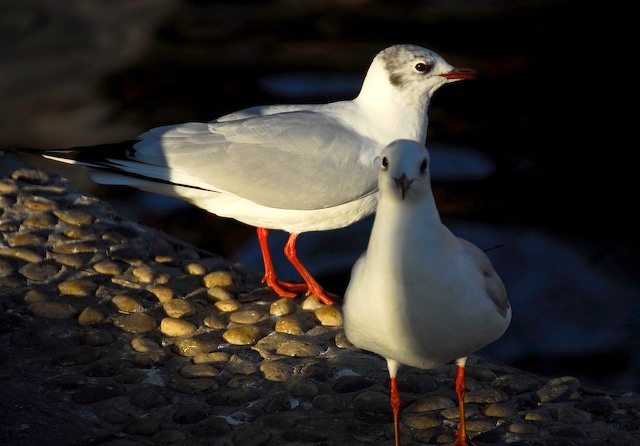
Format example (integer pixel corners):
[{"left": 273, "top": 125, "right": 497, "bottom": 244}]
[{"left": 2, "top": 1, "right": 637, "bottom": 390}]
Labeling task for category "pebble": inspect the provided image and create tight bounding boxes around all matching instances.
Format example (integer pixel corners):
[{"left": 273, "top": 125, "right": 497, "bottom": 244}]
[
  {"left": 180, "top": 364, "right": 219, "bottom": 378},
  {"left": 160, "top": 317, "right": 198, "bottom": 337},
  {"left": 27, "top": 301, "right": 76, "bottom": 319},
  {"left": 162, "top": 298, "right": 197, "bottom": 318},
  {"left": 112, "top": 313, "right": 157, "bottom": 334},
  {"left": 111, "top": 294, "right": 144, "bottom": 313},
  {"left": 131, "top": 336, "right": 161, "bottom": 352},
  {"left": 215, "top": 299, "right": 241, "bottom": 312},
  {"left": 229, "top": 309, "right": 264, "bottom": 324},
  {"left": 93, "top": 260, "right": 123, "bottom": 276},
  {"left": 53, "top": 209, "right": 94, "bottom": 225},
  {"left": 193, "top": 351, "right": 230, "bottom": 364},
  {"left": 77, "top": 306, "right": 106, "bottom": 325},
  {"left": 207, "top": 286, "right": 234, "bottom": 301},
  {"left": 57, "top": 278, "right": 98, "bottom": 296},
  {"left": 314, "top": 305, "right": 343, "bottom": 326},
  {"left": 203, "top": 270, "right": 234, "bottom": 288},
  {"left": 0, "top": 247, "right": 43, "bottom": 263},
  {"left": 269, "top": 298, "right": 295, "bottom": 316},
  {"left": 223, "top": 325, "right": 264, "bottom": 345},
  {"left": 19, "top": 260, "right": 63, "bottom": 282},
  {"left": 147, "top": 285, "right": 174, "bottom": 303},
  {"left": 172, "top": 333, "right": 220, "bottom": 356}
]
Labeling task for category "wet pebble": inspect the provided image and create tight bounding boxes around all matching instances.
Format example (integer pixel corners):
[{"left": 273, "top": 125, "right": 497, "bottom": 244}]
[
  {"left": 229, "top": 309, "right": 264, "bottom": 324},
  {"left": 147, "top": 285, "right": 174, "bottom": 303},
  {"left": 93, "top": 260, "right": 123, "bottom": 276},
  {"left": 160, "top": 317, "right": 197, "bottom": 337},
  {"left": 28, "top": 301, "right": 75, "bottom": 319},
  {"left": 260, "top": 360, "right": 293, "bottom": 382},
  {"left": 269, "top": 298, "right": 295, "bottom": 316},
  {"left": 275, "top": 314, "right": 311, "bottom": 335},
  {"left": 163, "top": 298, "right": 197, "bottom": 318},
  {"left": 203, "top": 315, "right": 226, "bottom": 329},
  {"left": 181, "top": 364, "right": 219, "bottom": 378},
  {"left": 23, "top": 196, "right": 57, "bottom": 211},
  {"left": 53, "top": 209, "right": 93, "bottom": 226},
  {"left": 207, "top": 286, "right": 234, "bottom": 301},
  {"left": 203, "top": 270, "right": 234, "bottom": 288},
  {"left": 404, "top": 415, "right": 441, "bottom": 429},
  {"left": 8, "top": 232, "right": 44, "bottom": 247},
  {"left": 215, "top": 299, "right": 242, "bottom": 312},
  {"left": 223, "top": 325, "right": 264, "bottom": 345},
  {"left": 172, "top": 333, "right": 220, "bottom": 357},
  {"left": 507, "top": 421, "right": 539, "bottom": 435},
  {"left": 132, "top": 265, "right": 155, "bottom": 283},
  {"left": 314, "top": 305, "right": 343, "bottom": 326},
  {"left": 131, "top": 336, "right": 161, "bottom": 352},
  {"left": 553, "top": 406, "right": 592, "bottom": 424},
  {"left": 465, "top": 386, "right": 509, "bottom": 404},
  {"left": 113, "top": 313, "right": 157, "bottom": 334},
  {"left": 185, "top": 262, "right": 206, "bottom": 275},
  {"left": 0, "top": 247, "right": 43, "bottom": 263},
  {"left": 131, "top": 387, "right": 170, "bottom": 408},
  {"left": 536, "top": 376, "right": 581, "bottom": 403},
  {"left": 77, "top": 307, "right": 106, "bottom": 326},
  {"left": 193, "top": 351, "right": 230, "bottom": 364},
  {"left": 57, "top": 278, "right": 98, "bottom": 297},
  {"left": 405, "top": 395, "right": 456, "bottom": 412},
  {"left": 52, "top": 240, "right": 100, "bottom": 254},
  {"left": 19, "top": 260, "right": 63, "bottom": 282},
  {"left": 111, "top": 294, "right": 144, "bottom": 313},
  {"left": 276, "top": 340, "right": 323, "bottom": 358}
]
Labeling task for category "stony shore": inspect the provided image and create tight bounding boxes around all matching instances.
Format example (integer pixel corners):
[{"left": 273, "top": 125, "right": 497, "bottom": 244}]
[{"left": 1, "top": 151, "right": 639, "bottom": 446}]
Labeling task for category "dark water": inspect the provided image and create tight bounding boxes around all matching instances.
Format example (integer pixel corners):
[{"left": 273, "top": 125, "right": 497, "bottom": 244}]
[{"left": 2, "top": 1, "right": 637, "bottom": 390}]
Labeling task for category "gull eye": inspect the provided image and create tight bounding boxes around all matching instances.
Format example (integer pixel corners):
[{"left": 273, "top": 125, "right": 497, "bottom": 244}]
[
  {"left": 420, "top": 159, "right": 428, "bottom": 173},
  {"left": 381, "top": 156, "right": 389, "bottom": 170},
  {"left": 414, "top": 62, "right": 432, "bottom": 73}
]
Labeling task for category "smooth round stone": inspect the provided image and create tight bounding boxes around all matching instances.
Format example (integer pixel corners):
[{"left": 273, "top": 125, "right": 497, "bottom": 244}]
[
  {"left": 215, "top": 299, "right": 241, "bottom": 312},
  {"left": 111, "top": 295, "right": 144, "bottom": 314},
  {"left": 275, "top": 315, "right": 307, "bottom": 335},
  {"left": 270, "top": 298, "right": 295, "bottom": 316},
  {"left": 77, "top": 307, "right": 106, "bottom": 326},
  {"left": 181, "top": 364, "right": 219, "bottom": 378},
  {"left": 63, "top": 227, "right": 94, "bottom": 239},
  {"left": 133, "top": 350, "right": 170, "bottom": 368},
  {"left": 300, "top": 295, "right": 324, "bottom": 310},
  {"left": 173, "top": 401, "right": 212, "bottom": 424},
  {"left": 163, "top": 298, "right": 196, "bottom": 318},
  {"left": 23, "top": 196, "right": 56, "bottom": 211},
  {"left": 311, "top": 393, "right": 346, "bottom": 413},
  {"left": 113, "top": 313, "right": 157, "bottom": 334},
  {"left": 93, "top": 260, "right": 123, "bottom": 276},
  {"left": 23, "top": 289, "right": 47, "bottom": 304},
  {"left": 160, "top": 317, "right": 197, "bottom": 337},
  {"left": 441, "top": 404, "right": 479, "bottom": 420},
  {"left": 83, "top": 328, "right": 114, "bottom": 346},
  {"left": 229, "top": 309, "right": 264, "bottom": 324},
  {"left": 154, "top": 254, "right": 176, "bottom": 264},
  {"left": 194, "top": 352, "right": 231, "bottom": 364},
  {"left": 223, "top": 325, "right": 263, "bottom": 345},
  {"left": 260, "top": 361, "right": 292, "bottom": 382},
  {"left": 172, "top": 333, "right": 220, "bottom": 357},
  {"left": 286, "top": 377, "right": 319, "bottom": 398},
  {"left": 203, "top": 315, "right": 226, "bottom": 329},
  {"left": 352, "top": 390, "right": 389, "bottom": 411},
  {"left": 11, "top": 168, "right": 50, "bottom": 184},
  {"left": 191, "top": 416, "right": 232, "bottom": 436},
  {"left": 404, "top": 415, "right": 442, "bottom": 429},
  {"left": 332, "top": 376, "right": 376, "bottom": 393},
  {"left": 0, "top": 247, "right": 43, "bottom": 263},
  {"left": 491, "top": 373, "right": 541, "bottom": 394},
  {"left": 553, "top": 406, "right": 592, "bottom": 424},
  {"left": 51, "top": 253, "right": 85, "bottom": 268},
  {"left": 276, "top": 340, "right": 323, "bottom": 358},
  {"left": 207, "top": 286, "right": 234, "bottom": 302},
  {"left": 132, "top": 266, "right": 155, "bottom": 283},
  {"left": 0, "top": 276, "right": 22, "bottom": 288},
  {"left": 507, "top": 422, "right": 539, "bottom": 435},
  {"left": 314, "top": 305, "right": 343, "bottom": 326},
  {"left": 185, "top": 262, "right": 206, "bottom": 275},
  {"left": 147, "top": 285, "right": 174, "bottom": 303},
  {"left": 203, "top": 270, "right": 234, "bottom": 288},
  {"left": 28, "top": 301, "right": 75, "bottom": 319},
  {"left": 404, "top": 395, "right": 456, "bottom": 413},
  {"left": 57, "top": 278, "right": 98, "bottom": 297},
  {"left": 8, "top": 232, "right": 43, "bottom": 247},
  {"left": 131, "top": 336, "right": 161, "bottom": 352},
  {"left": 23, "top": 213, "right": 56, "bottom": 228},
  {"left": 0, "top": 179, "right": 19, "bottom": 194},
  {"left": 53, "top": 209, "right": 93, "bottom": 226},
  {"left": 523, "top": 410, "right": 554, "bottom": 425},
  {"left": 0, "top": 258, "right": 13, "bottom": 276},
  {"left": 466, "top": 419, "right": 497, "bottom": 433},
  {"left": 465, "top": 387, "right": 509, "bottom": 404},
  {"left": 52, "top": 240, "right": 99, "bottom": 254},
  {"left": 18, "top": 260, "right": 62, "bottom": 282},
  {"left": 483, "top": 401, "right": 518, "bottom": 417},
  {"left": 131, "top": 387, "right": 170, "bottom": 408},
  {"left": 536, "top": 376, "right": 581, "bottom": 403},
  {"left": 334, "top": 332, "right": 353, "bottom": 349}
]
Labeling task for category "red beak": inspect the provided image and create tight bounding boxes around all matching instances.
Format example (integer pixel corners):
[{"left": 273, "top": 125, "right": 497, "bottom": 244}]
[{"left": 440, "top": 67, "right": 480, "bottom": 81}]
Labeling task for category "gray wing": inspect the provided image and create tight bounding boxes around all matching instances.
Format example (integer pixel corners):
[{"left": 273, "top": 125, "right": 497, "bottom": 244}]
[
  {"left": 457, "top": 237, "right": 510, "bottom": 318},
  {"left": 131, "top": 110, "right": 379, "bottom": 210}
]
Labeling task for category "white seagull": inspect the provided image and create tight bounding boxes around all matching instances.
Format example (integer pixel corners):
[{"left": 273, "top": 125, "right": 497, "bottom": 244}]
[
  {"left": 21, "top": 44, "right": 478, "bottom": 305},
  {"left": 342, "top": 139, "right": 511, "bottom": 445}
]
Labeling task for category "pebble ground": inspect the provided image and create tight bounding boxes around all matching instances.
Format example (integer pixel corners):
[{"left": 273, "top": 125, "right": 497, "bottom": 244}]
[{"left": 1, "top": 151, "right": 639, "bottom": 446}]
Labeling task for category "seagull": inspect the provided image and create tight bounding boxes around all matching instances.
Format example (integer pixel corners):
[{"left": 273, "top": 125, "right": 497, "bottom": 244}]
[
  {"left": 18, "top": 44, "right": 478, "bottom": 305},
  {"left": 342, "top": 139, "right": 511, "bottom": 445}
]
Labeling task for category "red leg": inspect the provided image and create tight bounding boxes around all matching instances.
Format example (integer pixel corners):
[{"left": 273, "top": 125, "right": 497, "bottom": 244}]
[
  {"left": 283, "top": 233, "right": 337, "bottom": 305},
  {"left": 390, "top": 376, "right": 401, "bottom": 446},
  {"left": 256, "top": 228, "right": 306, "bottom": 298},
  {"left": 454, "top": 357, "right": 473, "bottom": 446}
]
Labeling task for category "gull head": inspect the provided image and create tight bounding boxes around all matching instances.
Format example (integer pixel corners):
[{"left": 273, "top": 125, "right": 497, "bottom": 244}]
[
  {"left": 378, "top": 139, "right": 432, "bottom": 201},
  {"left": 359, "top": 44, "right": 478, "bottom": 105}
]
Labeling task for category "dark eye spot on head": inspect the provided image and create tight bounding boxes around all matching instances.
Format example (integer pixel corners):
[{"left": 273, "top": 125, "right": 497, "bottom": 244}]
[
  {"left": 382, "top": 156, "right": 389, "bottom": 170},
  {"left": 420, "top": 159, "right": 428, "bottom": 173},
  {"left": 415, "top": 62, "right": 432, "bottom": 73}
]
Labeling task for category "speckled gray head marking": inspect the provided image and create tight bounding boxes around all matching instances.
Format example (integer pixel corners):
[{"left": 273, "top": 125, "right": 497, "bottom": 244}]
[{"left": 381, "top": 44, "right": 438, "bottom": 89}]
